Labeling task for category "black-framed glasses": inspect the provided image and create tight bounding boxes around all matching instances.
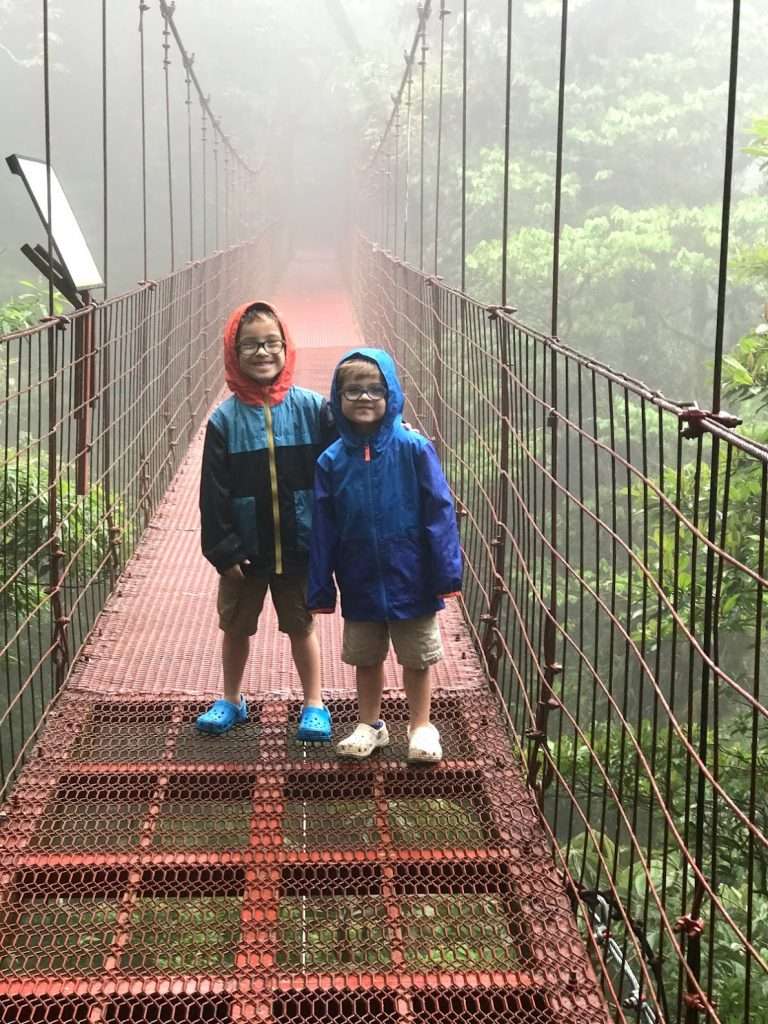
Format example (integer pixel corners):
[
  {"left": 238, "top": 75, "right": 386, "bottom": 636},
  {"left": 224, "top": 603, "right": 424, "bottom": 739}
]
[
  {"left": 236, "top": 339, "right": 285, "bottom": 355},
  {"left": 341, "top": 385, "right": 388, "bottom": 402}
]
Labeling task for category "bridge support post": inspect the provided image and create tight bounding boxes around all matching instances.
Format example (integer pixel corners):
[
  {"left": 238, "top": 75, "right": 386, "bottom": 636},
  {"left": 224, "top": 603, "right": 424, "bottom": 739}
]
[
  {"left": 73, "top": 295, "right": 95, "bottom": 496},
  {"left": 481, "top": 311, "right": 511, "bottom": 689},
  {"left": 427, "top": 276, "right": 444, "bottom": 458},
  {"left": 97, "top": 303, "right": 122, "bottom": 588},
  {"left": 44, "top": 321, "right": 71, "bottom": 691},
  {"left": 526, "top": 352, "right": 563, "bottom": 813}
]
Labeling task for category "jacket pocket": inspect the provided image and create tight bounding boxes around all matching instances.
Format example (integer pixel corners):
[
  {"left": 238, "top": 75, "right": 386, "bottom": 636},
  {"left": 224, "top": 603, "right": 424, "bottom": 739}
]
[
  {"left": 232, "top": 496, "right": 259, "bottom": 555},
  {"left": 293, "top": 488, "right": 313, "bottom": 551},
  {"left": 292, "top": 487, "right": 313, "bottom": 552}
]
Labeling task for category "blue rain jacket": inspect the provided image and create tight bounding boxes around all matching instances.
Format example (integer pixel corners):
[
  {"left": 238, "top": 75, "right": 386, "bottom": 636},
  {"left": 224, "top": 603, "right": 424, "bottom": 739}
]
[{"left": 307, "top": 348, "right": 462, "bottom": 621}]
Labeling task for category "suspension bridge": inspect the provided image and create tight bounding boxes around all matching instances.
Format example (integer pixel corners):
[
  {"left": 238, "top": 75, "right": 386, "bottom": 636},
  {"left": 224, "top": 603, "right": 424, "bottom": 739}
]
[{"left": 1, "top": 3, "right": 764, "bottom": 1024}]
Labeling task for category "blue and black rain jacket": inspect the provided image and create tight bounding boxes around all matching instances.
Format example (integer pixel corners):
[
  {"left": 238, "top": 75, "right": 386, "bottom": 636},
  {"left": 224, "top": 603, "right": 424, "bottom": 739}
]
[{"left": 201, "top": 388, "right": 335, "bottom": 575}]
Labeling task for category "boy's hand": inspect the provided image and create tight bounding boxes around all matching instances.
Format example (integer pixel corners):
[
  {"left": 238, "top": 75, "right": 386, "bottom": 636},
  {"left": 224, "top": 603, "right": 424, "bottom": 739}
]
[{"left": 223, "top": 560, "right": 250, "bottom": 579}]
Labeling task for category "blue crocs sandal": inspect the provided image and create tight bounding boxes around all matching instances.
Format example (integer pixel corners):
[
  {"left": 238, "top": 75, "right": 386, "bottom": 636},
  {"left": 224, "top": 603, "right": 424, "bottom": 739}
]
[
  {"left": 295, "top": 705, "right": 332, "bottom": 743},
  {"left": 196, "top": 696, "right": 248, "bottom": 735}
]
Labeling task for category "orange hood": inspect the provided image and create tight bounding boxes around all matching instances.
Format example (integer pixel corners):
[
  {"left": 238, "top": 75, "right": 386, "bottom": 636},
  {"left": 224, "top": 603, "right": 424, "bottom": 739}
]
[{"left": 223, "top": 300, "right": 296, "bottom": 406}]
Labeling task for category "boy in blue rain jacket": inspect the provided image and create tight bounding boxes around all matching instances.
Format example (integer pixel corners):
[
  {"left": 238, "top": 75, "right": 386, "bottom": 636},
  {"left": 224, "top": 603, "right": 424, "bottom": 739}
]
[{"left": 307, "top": 348, "right": 462, "bottom": 764}]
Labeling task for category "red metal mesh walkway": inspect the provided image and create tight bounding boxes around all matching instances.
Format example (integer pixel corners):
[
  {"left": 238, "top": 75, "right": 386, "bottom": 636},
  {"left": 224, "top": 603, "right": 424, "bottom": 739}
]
[{"left": 0, "top": 257, "right": 610, "bottom": 1024}]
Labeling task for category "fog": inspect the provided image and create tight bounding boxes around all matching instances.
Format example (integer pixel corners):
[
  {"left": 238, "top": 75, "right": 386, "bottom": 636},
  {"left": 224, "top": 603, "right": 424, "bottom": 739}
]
[
  {"left": 0, "top": 0, "right": 403, "bottom": 298},
  {"left": 1, "top": 0, "right": 766, "bottom": 399}
]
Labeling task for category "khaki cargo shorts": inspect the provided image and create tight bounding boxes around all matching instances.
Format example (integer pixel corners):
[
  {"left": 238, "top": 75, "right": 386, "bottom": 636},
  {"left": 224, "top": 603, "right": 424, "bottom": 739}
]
[
  {"left": 217, "top": 572, "right": 313, "bottom": 637},
  {"left": 342, "top": 614, "right": 443, "bottom": 671}
]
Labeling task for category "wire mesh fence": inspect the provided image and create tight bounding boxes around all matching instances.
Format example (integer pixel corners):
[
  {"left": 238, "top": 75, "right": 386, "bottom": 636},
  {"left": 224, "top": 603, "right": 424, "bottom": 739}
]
[
  {"left": 355, "top": 240, "right": 768, "bottom": 1023},
  {"left": 0, "top": 228, "right": 281, "bottom": 799}
]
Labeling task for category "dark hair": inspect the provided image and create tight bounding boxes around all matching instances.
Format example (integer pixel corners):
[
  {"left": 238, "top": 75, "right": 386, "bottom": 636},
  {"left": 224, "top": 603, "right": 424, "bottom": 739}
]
[{"left": 237, "top": 303, "right": 283, "bottom": 341}]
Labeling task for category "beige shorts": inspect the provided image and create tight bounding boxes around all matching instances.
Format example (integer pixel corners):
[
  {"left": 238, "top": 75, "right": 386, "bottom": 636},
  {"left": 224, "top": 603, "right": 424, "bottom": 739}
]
[
  {"left": 342, "top": 615, "right": 443, "bottom": 671},
  {"left": 217, "top": 572, "right": 313, "bottom": 637}
]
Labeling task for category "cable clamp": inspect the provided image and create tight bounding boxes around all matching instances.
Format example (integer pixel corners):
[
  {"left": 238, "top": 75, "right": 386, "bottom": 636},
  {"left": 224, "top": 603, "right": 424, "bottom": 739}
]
[
  {"left": 674, "top": 913, "right": 705, "bottom": 938},
  {"left": 679, "top": 403, "right": 742, "bottom": 438},
  {"left": 40, "top": 314, "right": 71, "bottom": 329},
  {"left": 487, "top": 304, "right": 518, "bottom": 321},
  {"left": 683, "top": 992, "right": 709, "bottom": 1013},
  {"left": 525, "top": 728, "right": 546, "bottom": 742}
]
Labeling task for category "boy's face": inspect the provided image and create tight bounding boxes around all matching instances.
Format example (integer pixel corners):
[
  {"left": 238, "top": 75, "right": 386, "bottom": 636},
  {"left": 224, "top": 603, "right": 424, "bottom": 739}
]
[
  {"left": 236, "top": 316, "right": 286, "bottom": 384},
  {"left": 339, "top": 362, "right": 387, "bottom": 433}
]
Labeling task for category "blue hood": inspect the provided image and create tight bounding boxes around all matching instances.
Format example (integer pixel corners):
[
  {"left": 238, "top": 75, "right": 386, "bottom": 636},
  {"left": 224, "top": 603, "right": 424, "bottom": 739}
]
[{"left": 330, "top": 348, "right": 404, "bottom": 453}]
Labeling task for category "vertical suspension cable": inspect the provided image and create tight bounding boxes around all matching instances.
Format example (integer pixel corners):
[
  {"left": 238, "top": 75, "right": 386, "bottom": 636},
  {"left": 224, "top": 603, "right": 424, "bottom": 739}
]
[
  {"left": 379, "top": 169, "right": 387, "bottom": 247},
  {"left": 385, "top": 148, "right": 393, "bottom": 251},
  {"left": 500, "top": 0, "right": 513, "bottom": 306},
  {"left": 433, "top": 1, "right": 448, "bottom": 275},
  {"left": 418, "top": 5, "right": 428, "bottom": 271},
  {"left": 138, "top": 1, "right": 149, "bottom": 281},
  {"left": 460, "top": 0, "right": 468, "bottom": 292},
  {"left": 213, "top": 128, "right": 220, "bottom": 249},
  {"left": 201, "top": 104, "right": 208, "bottom": 255},
  {"left": 393, "top": 110, "right": 401, "bottom": 255},
  {"left": 162, "top": 4, "right": 176, "bottom": 271},
  {"left": 402, "top": 57, "right": 414, "bottom": 261},
  {"left": 711, "top": 0, "right": 741, "bottom": 415},
  {"left": 101, "top": 0, "right": 109, "bottom": 295},
  {"left": 687, "top": 4, "right": 742, "bottom": 1018},
  {"left": 224, "top": 146, "right": 230, "bottom": 248},
  {"left": 42, "top": 0, "right": 65, "bottom": 687},
  {"left": 237, "top": 164, "right": 243, "bottom": 242},
  {"left": 185, "top": 53, "right": 195, "bottom": 261},
  {"left": 550, "top": 0, "right": 568, "bottom": 336},
  {"left": 541, "top": 3, "right": 569, "bottom": 956},
  {"left": 42, "top": 0, "right": 53, "bottom": 316}
]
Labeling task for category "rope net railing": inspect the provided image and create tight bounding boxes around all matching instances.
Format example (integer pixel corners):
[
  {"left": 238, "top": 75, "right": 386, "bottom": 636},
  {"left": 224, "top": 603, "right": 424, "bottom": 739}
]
[
  {"left": 354, "top": 240, "right": 768, "bottom": 1024},
  {"left": 0, "top": 226, "right": 281, "bottom": 799}
]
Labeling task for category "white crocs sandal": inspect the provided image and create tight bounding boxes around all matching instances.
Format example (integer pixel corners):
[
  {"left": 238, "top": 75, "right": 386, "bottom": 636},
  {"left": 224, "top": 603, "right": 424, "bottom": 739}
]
[
  {"left": 336, "top": 722, "right": 390, "bottom": 760},
  {"left": 407, "top": 723, "right": 442, "bottom": 764}
]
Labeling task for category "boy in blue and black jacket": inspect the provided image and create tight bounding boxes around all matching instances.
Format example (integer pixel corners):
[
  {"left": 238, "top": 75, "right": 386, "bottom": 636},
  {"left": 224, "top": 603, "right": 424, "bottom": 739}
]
[
  {"left": 198, "top": 300, "right": 336, "bottom": 741},
  {"left": 307, "top": 348, "right": 462, "bottom": 764}
]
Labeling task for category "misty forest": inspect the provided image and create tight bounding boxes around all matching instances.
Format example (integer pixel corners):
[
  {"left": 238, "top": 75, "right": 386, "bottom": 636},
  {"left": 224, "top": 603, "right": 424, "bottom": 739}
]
[{"left": 1, "top": 2, "right": 768, "bottom": 1023}]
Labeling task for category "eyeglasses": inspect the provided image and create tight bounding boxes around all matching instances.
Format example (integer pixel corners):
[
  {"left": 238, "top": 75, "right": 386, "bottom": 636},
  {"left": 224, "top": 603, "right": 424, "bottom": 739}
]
[
  {"left": 237, "top": 339, "right": 285, "bottom": 355},
  {"left": 341, "top": 385, "right": 387, "bottom": 402}
]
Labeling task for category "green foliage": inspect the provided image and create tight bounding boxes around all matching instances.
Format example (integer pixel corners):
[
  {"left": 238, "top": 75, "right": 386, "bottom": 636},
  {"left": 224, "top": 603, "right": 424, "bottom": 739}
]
[
  {"left": 0, "top": 281, "right": 66, "bottom": 335},
  {"left": 744, "top": 117, "right": 768, "bottom": 167},
  {"left": 1, "top": 451, "right": 121, "bottom": 620}
]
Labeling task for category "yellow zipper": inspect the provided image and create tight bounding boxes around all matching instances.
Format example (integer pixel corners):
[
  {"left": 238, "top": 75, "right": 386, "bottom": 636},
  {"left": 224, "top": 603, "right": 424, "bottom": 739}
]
[{"left": 263, "top": 404, "right": 283, "bottom": 574}]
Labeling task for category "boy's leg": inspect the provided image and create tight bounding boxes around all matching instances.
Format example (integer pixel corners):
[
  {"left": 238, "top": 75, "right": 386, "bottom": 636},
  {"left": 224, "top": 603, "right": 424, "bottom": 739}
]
[
  {"left": 402, "top": 666, "right": 431, "bottom": 731},
  {"left": 336, "top": 622, "right": 390, "bottom": 758},
  {"left": 390, "top": 616, "right": 443, "bottom": 762},
  {"left": 289, "top": 630, "right": 322, "bottom": 707},
  {"left": 357, "top": 663, "right": 386, "bottom": 724},
  {"left": 270, "top": 574, "right": 323, "bottom": 707},
  {"left": 222, "top": 632, "right": 250, "bottom": 704},
  {"left": 271, "top": 574, "right": 330, "bottom": 741},
  {"left": 196, "top": 575, "right": 267, "bottom": 733}
]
